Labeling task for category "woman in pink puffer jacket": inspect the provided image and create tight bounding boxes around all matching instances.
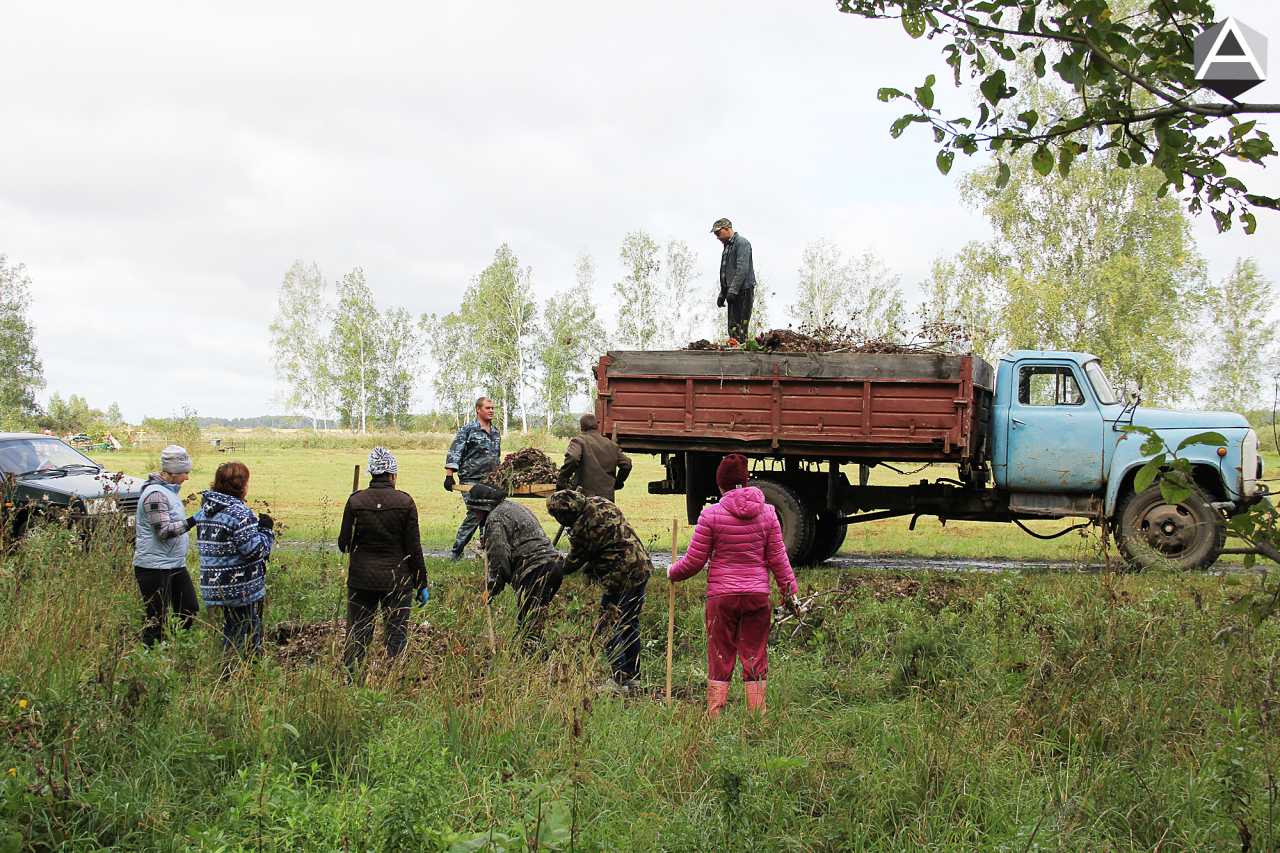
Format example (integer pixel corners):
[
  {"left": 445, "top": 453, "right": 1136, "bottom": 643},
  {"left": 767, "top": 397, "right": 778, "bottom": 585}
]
[{"left": 668, "top": 454, "right": 798, "bottom": 717}]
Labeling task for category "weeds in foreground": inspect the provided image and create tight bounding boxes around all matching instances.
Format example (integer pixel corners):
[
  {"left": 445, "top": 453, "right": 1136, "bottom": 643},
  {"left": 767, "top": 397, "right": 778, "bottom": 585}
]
[{"left": 1, "top": 531, "right": 1278, "bottom": 851}]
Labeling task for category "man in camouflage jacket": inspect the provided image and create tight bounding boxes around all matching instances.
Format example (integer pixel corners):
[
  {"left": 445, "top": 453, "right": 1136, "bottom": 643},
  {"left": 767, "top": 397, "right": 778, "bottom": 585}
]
[
  {"left": 546, "top": 489, "right": 653, "bottom": 691},
  {"left": 466, "top": 484, "right": 563, "bottom": 652},
  {"left": 444, "top": 397, "right": 502, "bottom": 561}
]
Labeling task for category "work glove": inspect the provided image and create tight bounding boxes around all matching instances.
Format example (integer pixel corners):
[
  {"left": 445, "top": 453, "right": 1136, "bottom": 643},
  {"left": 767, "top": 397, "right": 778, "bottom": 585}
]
[
  {"left": 415, "top": 587, "right": 430, "bottom": 607},
  {"left": 443, "top": 474, "right": 456, "bottom": 492},
  {"left": 486, "top": 577, "right": 505, "bottom": 599},
  {"left": 716, "top": 294, "right": 726, "bottom": 308},
  {"left": 258, "top": 513, "right": 275, "bottom": 532},
  {"left": 613, "top": 476, "right": 625, "bottom": 492},
  {"left": 184, "top": 516, "right": 197, "bottom": 531}
]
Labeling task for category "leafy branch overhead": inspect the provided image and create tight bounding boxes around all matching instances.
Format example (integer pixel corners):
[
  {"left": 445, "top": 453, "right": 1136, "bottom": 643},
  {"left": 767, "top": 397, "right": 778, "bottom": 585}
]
[{"left": 837, "top": 0, "right": 1280, "bottom": 232}]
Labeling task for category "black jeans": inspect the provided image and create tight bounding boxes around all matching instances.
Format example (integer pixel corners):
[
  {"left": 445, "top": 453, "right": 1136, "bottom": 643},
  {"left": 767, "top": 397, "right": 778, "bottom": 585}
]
[
  {"left": 515, "top": 559, "right": 564, "bottom": 649},
  {"left": 344, "top": 585, "right": 413, "bottom": 669},
  {"left": 728, "top": 288, "right": 754, "bottom": 341},
  {"left": 600, "top": 579, "right": 647, "bottom": 683},
  {"left": 134, "top": 566, "right": 200, "bottom": 647}
]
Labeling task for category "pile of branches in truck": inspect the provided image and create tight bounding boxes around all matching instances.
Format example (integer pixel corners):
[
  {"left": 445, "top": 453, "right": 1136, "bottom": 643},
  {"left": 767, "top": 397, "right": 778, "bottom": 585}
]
[
  {"left": 683, "top": 321, "right": 975, "bottom": 354},
  {"left": 483, "top": 447, "right": 560, "bottom": 492}
]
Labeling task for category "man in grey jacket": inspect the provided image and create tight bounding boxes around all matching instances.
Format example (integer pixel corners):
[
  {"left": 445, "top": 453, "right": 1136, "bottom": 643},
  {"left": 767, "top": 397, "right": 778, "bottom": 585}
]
[
  {"left": 556, "top": 414, "right": 632, "bottom": 503},
  {"left": 712, "top": 217, "right": 757, "bottom": 342},
  {"left": 468, "top": 484, "right": 563, "bottom": 652}
]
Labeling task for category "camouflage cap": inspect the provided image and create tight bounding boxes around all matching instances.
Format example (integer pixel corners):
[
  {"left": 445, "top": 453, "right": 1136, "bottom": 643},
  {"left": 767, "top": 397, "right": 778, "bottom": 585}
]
[
  {"left": 546, "top": 490, "right": 587, "bottom": 526},
  {"left": 710, "top": 218, "right": 732, "bottom": 233}
]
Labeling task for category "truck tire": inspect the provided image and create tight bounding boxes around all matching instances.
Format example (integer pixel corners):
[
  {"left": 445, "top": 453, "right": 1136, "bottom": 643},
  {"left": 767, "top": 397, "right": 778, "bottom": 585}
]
[
  {"left": 1116, "top": 484, "right": 1223, "bottom": 571},
  {"left": 808, "top": 510, "right": 847, "bottom": 565},
  {"left": 751, "top": 478, "right": 815, "bottom": 566}
]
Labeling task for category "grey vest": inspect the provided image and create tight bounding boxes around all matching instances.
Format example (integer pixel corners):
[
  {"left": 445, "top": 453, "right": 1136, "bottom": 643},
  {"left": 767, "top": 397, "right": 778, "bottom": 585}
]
[{"left": 133, "top": 481, "right": 190, "bottom": 569}]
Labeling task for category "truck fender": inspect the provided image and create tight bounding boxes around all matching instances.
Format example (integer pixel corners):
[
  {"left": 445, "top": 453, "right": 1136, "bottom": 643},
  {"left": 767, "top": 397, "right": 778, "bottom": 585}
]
[{"left": 1104, "top": 455, "right": 1230, "bottom": 517}]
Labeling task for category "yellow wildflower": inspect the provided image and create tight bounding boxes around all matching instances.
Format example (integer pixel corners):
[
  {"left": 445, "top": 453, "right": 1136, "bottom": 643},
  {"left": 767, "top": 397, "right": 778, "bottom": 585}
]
[
  {"left": 7, "top": 768, "right": 13, "bottom": 776},
  {"left": 17, "top": 700, "right": 26, "bottom": 709}
]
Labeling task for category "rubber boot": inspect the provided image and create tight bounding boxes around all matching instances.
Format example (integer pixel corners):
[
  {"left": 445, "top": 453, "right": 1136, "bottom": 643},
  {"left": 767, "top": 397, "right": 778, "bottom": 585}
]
[
  {"left": 707, "top": 679, "right": 730, "bottom": 718},
  {"left": 745, "top": 680, "right": 767, "bottom": 715}
]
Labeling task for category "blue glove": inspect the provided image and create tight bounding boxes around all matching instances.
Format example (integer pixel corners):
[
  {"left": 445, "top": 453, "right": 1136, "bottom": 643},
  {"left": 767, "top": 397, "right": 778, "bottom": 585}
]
[{"left": 415, "top": 587, "right": 429, "bottom": 607}]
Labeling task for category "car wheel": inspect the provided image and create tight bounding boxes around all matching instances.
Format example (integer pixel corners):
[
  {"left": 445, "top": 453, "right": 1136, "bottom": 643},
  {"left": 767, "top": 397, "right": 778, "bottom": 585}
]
[
  {"left": 1116, "top": 484, "right": 1223, "bottom": 571},
  {"left": 808, "top": 510, "right": 847, "bottom": 565}
]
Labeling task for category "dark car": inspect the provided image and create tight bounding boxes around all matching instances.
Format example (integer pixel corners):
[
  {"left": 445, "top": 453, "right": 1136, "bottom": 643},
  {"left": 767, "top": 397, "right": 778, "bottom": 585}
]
[{"left": 0, "top": 432, "right": 147, "bottom": 539}]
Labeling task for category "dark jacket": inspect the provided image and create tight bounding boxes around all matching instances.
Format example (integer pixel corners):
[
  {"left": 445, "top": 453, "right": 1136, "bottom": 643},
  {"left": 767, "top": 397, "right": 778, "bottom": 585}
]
[
  {"left": 545, "top": 491, "right": 652, "bottom": 596},
  {"left": 719, "top": 233, "right": 757, "bottom": 299},
  {"left": 338, "top": 481, "right": 427, "bottom": 593},
  {"left": 445, "top": 420, "right": 502, "bottom": 483},
  {"left": 482, "top": 499, "right": 562, "bottom": 596},
  {"left": 556, "top": 430, "right": 633, "bottom": 502}
]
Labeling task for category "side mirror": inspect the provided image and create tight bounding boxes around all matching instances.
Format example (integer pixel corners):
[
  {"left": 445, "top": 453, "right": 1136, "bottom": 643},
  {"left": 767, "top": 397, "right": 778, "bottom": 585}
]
[{"left": 1123, "top": 380, "right": 1141, "bottom": 406}]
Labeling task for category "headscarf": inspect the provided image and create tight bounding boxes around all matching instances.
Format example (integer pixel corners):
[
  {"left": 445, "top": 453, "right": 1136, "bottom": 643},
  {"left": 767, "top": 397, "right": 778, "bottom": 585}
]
[{"left": 367, "top": 446, "right": 398, "bottom": 476}]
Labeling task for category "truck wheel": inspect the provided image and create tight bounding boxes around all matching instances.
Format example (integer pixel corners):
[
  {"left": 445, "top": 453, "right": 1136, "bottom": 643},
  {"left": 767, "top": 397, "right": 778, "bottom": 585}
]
[
  {"left": 808, "top": 510, "right": 847, "bottom": 564},
  {"left": 751, "top": 478, "right": 815, "bottom": 566},
  {"left": 1116, "top": 484, "right": 1223, "bottom": 571}
]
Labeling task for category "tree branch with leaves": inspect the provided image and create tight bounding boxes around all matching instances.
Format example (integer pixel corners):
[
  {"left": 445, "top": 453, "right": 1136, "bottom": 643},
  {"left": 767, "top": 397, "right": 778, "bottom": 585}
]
[{"left": 837, "top": 0, "right": 1280, "bottom": 231}]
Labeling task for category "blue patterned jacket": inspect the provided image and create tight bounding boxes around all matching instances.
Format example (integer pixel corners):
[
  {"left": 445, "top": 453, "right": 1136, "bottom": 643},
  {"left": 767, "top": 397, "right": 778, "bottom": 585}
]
[
  {"left": 195, "top": 490, "right": 274, "bottom": 606},
  {"left": 445, "top": 420, "right": 502, "bottom": 482}
]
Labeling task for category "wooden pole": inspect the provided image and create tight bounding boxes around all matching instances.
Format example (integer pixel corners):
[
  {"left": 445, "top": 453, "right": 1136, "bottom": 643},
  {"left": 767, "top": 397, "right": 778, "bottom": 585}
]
[
  {"left": 351, "top": 464, "right": 360, "bottom": 494},
  {"left": 666, "top": 518, "right": 678, "bottom": 707}
]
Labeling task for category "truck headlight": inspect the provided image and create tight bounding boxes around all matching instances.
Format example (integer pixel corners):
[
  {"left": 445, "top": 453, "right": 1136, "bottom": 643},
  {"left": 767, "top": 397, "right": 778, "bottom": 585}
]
[{"left": 1243, "top": 430, "right": 1260, "bottom": 496}]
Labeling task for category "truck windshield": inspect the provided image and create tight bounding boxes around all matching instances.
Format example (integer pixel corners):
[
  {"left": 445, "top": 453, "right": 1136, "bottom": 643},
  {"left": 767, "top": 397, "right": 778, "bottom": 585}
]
[{"left": 1085, "top": 361, "right": 1119, "bottom": 405}]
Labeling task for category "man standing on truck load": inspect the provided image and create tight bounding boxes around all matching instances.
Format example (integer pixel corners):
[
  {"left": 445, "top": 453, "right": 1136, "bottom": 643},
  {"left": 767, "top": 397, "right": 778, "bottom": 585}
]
[
  {"left": 556, "top": 413, "right": 633, "bottom": 502},
  {"left": 712, "top": 218, "right": 756, "bottom": 342},
  {"left": 546, "top": 489, "right": 653, "bottom": 694},
  {"left": 466, "top": 483, "right": 564, "bottom": 653},
  {"left": 444, "top": 397, "right": 502, "bottom": 562}
]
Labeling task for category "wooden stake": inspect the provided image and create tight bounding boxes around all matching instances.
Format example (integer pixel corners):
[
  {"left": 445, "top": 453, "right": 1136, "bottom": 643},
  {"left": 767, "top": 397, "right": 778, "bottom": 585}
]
[
  {"left": 666, "top": 518, "right": 678, "bottom": 707},
  {"left": 351, "top": 464, "right": 360, "bottom": 494}
]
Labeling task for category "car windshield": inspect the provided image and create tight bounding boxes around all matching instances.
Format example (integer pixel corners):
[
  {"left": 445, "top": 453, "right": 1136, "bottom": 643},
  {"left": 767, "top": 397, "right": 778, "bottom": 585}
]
[
  {"left": 1085, "top": 360, "right": 1119, "bottom": 405},
  {"left": 0, "top": 438, "right": 102, "bottom": 477}
]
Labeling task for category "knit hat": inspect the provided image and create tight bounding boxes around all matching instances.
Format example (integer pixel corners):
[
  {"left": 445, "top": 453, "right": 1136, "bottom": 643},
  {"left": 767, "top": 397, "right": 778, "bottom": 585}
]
[
  {"left": 716, "top": 454, "right": 749, "bottom": 491},
  {"left": 367, "top": 446, "right": 397, "bottom": 476},
  {"left": 465, "top": 483, "right": 506, "bottom": 513},
  {"left": 160, "top": 445, "right": 192, "bottom": 474}
]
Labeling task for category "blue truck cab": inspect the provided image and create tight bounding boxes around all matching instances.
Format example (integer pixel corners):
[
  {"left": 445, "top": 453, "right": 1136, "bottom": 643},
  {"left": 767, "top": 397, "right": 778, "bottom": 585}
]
[{"left": 990, "top": 351, "right": 1263, "bottom": 569}]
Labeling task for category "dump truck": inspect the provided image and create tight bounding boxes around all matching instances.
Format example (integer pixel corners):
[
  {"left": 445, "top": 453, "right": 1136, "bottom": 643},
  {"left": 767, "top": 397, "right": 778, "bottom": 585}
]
[{"left": 593, "top": 349, "right": 1266, "bottom": 570}]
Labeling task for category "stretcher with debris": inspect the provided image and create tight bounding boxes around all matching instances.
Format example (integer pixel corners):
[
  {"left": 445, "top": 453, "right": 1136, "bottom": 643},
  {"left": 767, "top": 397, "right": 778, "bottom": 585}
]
[{"left": 451, "top": 482, "right": 556, "bottom": 497}]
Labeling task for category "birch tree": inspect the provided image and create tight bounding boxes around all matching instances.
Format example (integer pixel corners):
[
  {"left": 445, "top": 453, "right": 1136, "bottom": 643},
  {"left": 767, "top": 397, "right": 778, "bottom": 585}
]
[
  {"left": 613, "top": 231, "right": 663, "bottom": 350},
  {"left": 462, "top": 245, "right": 538, "bottom": 432},
  {"left": 331, "top": 268, "right": 380, "bottom": 433},
  {"left": 664, "top": 239, "right": 704, "bottom": 346},
  {"left": 0, "top": 255, "right": 44, "bottom": 420},
  {"left": 268, "top": 260, "right": 332, "bottom": 430},
  {"left": 537, "top": 248, "right": 607, "bottom": 429},
  {"left": 788, "top": 239, "right": 906, "bottom": 338},
  {"left": 376, "top": 306, "right": 423, "bottom": 430},
  {"left": 423, "top": 312, "right": 479, "bottom": 429},
  {"left": 1202, "top": 258, "right": 1277, "bottom": 413}
]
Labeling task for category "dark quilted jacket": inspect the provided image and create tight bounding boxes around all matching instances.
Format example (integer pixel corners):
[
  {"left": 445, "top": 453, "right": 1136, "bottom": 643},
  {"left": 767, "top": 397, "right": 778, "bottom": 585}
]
[{"left": 338, "top": 481, "right": 427, "bottom": 593}]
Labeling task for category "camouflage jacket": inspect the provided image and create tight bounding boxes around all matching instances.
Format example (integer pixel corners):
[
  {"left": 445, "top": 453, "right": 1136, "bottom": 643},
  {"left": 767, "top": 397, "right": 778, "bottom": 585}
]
[
  {"left": 481, "top": 499, "right": 561, "bottom": 596},
  {"left": 546, "top": 491, "right": 652, "bottom": 596},
  {"left": 445, "top": 420, "right": 502, "bottom": 483}
]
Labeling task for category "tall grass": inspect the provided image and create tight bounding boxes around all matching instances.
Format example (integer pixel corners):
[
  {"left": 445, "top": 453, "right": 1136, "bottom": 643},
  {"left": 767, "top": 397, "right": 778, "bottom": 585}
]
[{"left": 2, "top": 526, "right": 1279, "bottom": 851}]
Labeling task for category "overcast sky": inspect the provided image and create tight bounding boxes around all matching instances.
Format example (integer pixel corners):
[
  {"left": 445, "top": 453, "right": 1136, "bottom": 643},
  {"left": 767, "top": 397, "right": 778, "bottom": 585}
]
[{"left": 3, "top": 1, "right": 1277, "bottom": 422}]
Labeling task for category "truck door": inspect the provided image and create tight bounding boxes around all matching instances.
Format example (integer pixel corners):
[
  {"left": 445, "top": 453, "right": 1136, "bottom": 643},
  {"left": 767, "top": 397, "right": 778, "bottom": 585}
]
[{"left": 1004, "top": 363, "right": 1105, "bottom": 491}]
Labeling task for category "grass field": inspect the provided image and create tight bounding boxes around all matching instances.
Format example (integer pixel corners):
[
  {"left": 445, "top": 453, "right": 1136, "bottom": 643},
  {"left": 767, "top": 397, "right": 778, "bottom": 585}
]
[
  {"left": 82, "top": 440, "right": 1231, "bottom": 565},
  {"left": 2, "top": 521, "right": 1279, "bottom": 851}
]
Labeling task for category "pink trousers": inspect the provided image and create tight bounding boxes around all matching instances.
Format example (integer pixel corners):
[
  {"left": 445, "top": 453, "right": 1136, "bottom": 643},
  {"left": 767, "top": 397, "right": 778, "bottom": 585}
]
[{"left": 705, "top": 593, "right": 771, "bottom": 682}]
